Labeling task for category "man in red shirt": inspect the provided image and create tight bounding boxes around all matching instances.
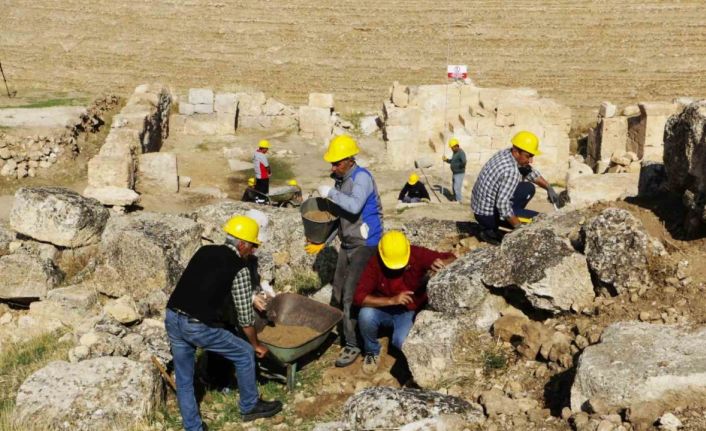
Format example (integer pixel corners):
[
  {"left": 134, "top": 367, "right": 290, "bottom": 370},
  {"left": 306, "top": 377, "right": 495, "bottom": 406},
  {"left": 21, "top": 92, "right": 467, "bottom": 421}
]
[{"left": 353, "top": 230, "right": 456, "bottom": 375}]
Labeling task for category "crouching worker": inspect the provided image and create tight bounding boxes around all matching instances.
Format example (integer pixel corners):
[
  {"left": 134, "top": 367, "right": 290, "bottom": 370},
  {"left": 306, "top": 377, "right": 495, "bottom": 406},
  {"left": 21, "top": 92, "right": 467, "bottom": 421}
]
[
  {"left": 353, "top": 230, "right": 456, "bottom": 377},
  {"left": 398, "top": 173, "right": 430, "bottom": 203},
  {"left": 165, "top": 215, "right": 282, "bottom": 430}
]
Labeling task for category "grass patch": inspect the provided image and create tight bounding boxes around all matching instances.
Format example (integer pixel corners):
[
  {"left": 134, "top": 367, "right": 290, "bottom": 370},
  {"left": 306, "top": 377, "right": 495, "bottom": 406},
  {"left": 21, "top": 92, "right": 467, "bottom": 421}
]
[
  {"left": 0, "top": 330, "right": 72, "bottom": 430},
  {"left": 483, "top": 350, "right": 507, "bottom": 371},
  {"left": 153, "top": 345, "right": 332, "bottom": 430},
  {"left": 281, "top": 269, "right": 322, "bottom": 295},
  {"left": 268, "top": 158, "right": 295, "bottom": 183},
  {"left": 2, "top": 98, "right": 87, "bottom": 109}
]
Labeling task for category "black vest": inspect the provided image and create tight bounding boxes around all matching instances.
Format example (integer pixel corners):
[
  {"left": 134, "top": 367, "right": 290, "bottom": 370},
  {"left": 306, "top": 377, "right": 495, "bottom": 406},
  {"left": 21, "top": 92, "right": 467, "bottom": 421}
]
[{"left": 167, "top": 245, "right": 247, "bottom": 326}]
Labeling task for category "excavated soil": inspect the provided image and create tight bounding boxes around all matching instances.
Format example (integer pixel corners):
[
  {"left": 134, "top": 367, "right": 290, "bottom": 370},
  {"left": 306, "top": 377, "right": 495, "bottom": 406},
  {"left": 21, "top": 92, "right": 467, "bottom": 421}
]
[
  {"left": 3, "top": 1, "right": 706, "bottom": 124},
  {"left": 258, "top": 323, "right": 321, "bottom": 348}
]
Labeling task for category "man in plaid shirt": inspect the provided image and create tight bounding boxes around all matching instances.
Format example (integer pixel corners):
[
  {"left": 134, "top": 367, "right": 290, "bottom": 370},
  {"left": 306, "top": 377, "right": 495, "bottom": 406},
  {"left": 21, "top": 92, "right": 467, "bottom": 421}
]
[
  {"left": 166, "top": 216, "right": 282, "bottom": 429},
  {"left": 471, "top": 131, "right": 560, "bottom": 244}
]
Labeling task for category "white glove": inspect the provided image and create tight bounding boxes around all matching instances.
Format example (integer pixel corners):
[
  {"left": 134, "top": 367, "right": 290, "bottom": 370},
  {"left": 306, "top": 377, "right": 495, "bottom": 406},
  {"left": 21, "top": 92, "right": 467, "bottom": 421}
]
[
  {"left": 260, "top": 280, "right": 275, "bottom": 297},
  {"left": 317, "top": 185, "right": 332, "bottom": 197}
]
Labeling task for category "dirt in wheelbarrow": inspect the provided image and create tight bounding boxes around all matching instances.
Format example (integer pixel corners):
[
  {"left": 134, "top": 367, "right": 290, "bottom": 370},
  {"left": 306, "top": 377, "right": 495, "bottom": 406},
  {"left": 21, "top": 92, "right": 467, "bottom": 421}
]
[{"left": 259, "top": 323, "right": 321, "bottom": 348}]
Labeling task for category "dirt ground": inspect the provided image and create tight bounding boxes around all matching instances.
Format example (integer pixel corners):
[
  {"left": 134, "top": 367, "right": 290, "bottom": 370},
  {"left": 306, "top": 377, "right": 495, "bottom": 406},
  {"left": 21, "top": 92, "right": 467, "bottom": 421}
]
[{"left": 3, "top": 1, "right": 706, "bottom": 125}]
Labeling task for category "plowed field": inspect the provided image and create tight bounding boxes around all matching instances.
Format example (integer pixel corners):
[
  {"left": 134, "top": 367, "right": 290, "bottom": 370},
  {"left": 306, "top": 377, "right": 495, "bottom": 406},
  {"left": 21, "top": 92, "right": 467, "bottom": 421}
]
[{"left": 2, "top": 1, "right": 706, "bottom": 123}]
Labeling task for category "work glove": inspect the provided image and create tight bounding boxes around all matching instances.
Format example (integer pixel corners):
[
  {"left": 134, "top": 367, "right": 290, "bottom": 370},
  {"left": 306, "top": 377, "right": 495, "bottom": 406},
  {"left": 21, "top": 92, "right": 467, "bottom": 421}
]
[
  {"left": 546, "top": 185, "right": 560, "bottom": 205},
  {"left": 317, "top": 185, "right": 332, "bottom": 198},
  {"left": 442, "top": 155, "right": 449, "bottom": 162},
  {"left": 304, "top": 242, "right": 326, "bottom": 255}
]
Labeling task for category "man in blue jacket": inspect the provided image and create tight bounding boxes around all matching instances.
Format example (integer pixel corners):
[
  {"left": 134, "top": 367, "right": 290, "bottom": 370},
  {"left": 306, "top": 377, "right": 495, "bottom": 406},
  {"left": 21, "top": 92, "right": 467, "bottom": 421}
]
[{"left": 306, "top": 134, "right": 384, "bottom": 368}]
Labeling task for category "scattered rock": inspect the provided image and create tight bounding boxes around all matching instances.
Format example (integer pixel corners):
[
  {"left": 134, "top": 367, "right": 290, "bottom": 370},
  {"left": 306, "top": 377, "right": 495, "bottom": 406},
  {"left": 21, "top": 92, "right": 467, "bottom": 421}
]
[
  {"left": 342, "top": 387, "right": 484, "bottom": 429},
  {"left": 14, "top": 357, "right": 162, "bottom": 430},
  {"left": 10, "top": 187, "right": 109, "bottom": 247},
  {"left": 571, "top": 322, "right": 706, "bottom": 412}
]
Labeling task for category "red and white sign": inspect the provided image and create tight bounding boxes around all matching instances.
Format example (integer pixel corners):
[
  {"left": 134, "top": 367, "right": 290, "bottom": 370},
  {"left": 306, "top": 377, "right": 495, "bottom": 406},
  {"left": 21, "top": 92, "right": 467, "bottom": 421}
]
[{"left": 447, "top": 65, "right": 468, "bottom": 79}]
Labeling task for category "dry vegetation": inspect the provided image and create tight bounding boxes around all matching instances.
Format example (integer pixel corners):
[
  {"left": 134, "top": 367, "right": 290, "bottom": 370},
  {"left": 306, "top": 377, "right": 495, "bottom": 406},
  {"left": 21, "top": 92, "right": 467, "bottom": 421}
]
[{"left": 2, "top": 1, "right": 706, "bottom": 124}]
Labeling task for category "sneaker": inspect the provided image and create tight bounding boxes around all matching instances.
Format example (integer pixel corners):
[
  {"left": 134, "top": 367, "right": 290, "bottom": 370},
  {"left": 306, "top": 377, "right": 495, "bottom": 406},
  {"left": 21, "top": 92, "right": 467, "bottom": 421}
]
[
  {"left": 361, "top": 354, "right": 380, "bottom": 375},
  {"left": 241, "top": 399, "right": 282, "bottom": 422},
  {"left": 335, "top": 346, "right": 361, "bottom": 368}
]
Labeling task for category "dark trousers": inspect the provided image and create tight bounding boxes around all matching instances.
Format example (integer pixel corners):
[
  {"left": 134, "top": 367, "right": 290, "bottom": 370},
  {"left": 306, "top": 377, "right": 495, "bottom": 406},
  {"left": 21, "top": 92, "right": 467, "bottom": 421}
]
[
  {"left": 255, "top": 178, "right": 269, "bottom": 195},
  {"left": 331, "top": 245, "right": 376, "bottom": 348},
  {"left": 475, "top": 182, "right": 538, "bottom": 231}
]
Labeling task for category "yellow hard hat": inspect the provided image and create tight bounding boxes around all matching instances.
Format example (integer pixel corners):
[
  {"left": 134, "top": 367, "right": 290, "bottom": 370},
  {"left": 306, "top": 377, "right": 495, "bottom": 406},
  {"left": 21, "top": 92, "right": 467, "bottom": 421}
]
[
  {"left": 511, "top": 131, "right": 541, "bottom": 156},
  {"left": 448, "top": 137, "right": 460, "bottom": 148},
  {"left": 408, "top": 173, "right": 419, "bottom": 185},
  {"left": 323, "top": 135, "right": 360, "bottom": 163},
  {"left": 247, "top": 177, "right": 255, "bottom": 187},
  {"left": 288, "top": 179, "right": 298, "bottom": 186},
  {"left": 378, "top": 230, "right": 411, "bottom": 270},
  {"left": 259, "top": 139, "right": 270, "bottom": 149},
  {"left": 223, "top": 215, "right": 261, "bottom": 245}
]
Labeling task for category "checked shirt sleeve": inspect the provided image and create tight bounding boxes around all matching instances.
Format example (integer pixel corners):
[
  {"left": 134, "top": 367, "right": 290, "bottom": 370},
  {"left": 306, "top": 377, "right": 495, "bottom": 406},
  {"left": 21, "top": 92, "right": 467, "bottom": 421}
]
[{"left": 231, "top": 267, "right": 255, "bottom": 327}]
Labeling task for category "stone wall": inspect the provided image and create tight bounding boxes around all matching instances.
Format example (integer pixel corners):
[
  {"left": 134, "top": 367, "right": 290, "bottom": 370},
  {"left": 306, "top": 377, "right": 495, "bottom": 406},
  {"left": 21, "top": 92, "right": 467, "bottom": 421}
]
[
  {"left": 382, "top": 82, "right": 572, "bottom": 182},
  {"left": 0, "top": 96, "right": 119, "bottom": 179},
  {"left": 587, "top": 101, "right": 680, "bottom": 171},
  {"left": 84, "top": 85, "right": 172, "bottom": 207},
  {"left": 176, "top": 88, "right": 297, "bottom": 135}
]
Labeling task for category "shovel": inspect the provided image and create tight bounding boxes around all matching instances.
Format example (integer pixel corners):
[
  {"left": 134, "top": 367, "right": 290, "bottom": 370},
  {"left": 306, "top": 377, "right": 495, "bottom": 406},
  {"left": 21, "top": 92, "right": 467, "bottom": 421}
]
[{"left": 414, "top": 159, "right": 442, "bottom": 203}]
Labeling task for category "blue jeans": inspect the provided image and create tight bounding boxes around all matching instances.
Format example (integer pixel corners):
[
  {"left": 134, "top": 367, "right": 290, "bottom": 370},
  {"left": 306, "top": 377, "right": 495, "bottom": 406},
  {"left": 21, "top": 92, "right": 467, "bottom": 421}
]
[
  {"left": 165, "top": 309, "right": 259, "bottom": 431},
  {"left": 358, "top": 306, "right": 415, "bottom": 356},
  {"left": 452, "top": 173, "right": 465, "bottom": 202},
  {"left": 474, "top": 182, "right": 538, "bottom": 231}
]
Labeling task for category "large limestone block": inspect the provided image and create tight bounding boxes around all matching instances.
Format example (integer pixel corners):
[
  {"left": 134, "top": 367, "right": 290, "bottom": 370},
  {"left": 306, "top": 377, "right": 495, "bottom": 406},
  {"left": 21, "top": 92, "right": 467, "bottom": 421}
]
[
  {"left": 664, "top": 100, "right": 706, "bottom": 229},
  {"left": 83, "top": 186, "right": 141, "bottom": 207},
  {"left": 235, "top": 92, "right": 266, "bottom": 116},
  {"left": 391, "top": 81, "right": 410, "bottom": 108},
  {"left": 188, "top": 88, "right": 213, "bottom": 105},
  {"left": 308, "top": 93, "right": 334, "bottom": 110},
  {"left": 178, "top": 102, "right": 194, "bottom": 115},
  {"left": 87, "top": 154, "right": 134, "bottom": 189},
  {"left": 383, "top": 101, "right": 421, "bottom": 127},
  {"left": 0, "top": 253, "right": 61, "bottom": 299},
  {"left": 566, "top": 172, "right": 639, "bottom": 208},
  {"left": 214, "top": 92, "right": 237, "bottom": 113},
  {"left": 343, "top": 387, "right": 484, "bottom": 429},
  {"left": 482, "top": 228, "right": 595, "bottom": 314},
  {"left": 427, "top": 247, "right": 511, "bottom": 328},
  {"left": 14, "top": 357, "right": 161, "bottom": 430},
  {"left": 403, "top": 310, "right": 473, "bottom": 387},
  {"left": 589, "top": 117, "right": 628, "bottom": 163},
  {"left": 93, "top": 212, "right": 202, "bottom": 299},
  {"left": 193, "top": 103, "right": 214, "bottom": 114},
  {"left": 384, "top": 139, "right": 417, "bottom": 170},
  {"left": 298, "top": 106, "right": 333, "bottom": 143},
  {"left": 582, "top": 208, "right": 653, "bottom": 294},
  {"left": 137, "top": 152, "right": 179, "bottom": 193},
  {"left": 571, "top": 322, "right": 706, "bottom": 412},
  {"left": 10, "top": 187, "right": 109, "bottom": 247}
]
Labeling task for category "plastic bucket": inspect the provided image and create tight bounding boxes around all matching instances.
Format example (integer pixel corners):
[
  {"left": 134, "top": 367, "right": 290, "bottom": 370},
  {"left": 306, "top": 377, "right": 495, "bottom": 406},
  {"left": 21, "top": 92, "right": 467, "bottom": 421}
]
[{"left": 300, "top": 197, "right": 339, "bottom": 244}]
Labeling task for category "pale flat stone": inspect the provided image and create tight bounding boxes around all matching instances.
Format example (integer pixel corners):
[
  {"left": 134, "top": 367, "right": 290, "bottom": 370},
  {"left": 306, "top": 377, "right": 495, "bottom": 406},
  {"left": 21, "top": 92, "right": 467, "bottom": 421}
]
[
  {"left": 308, "top": 93, "right": 334, "bottom": 110},
  {"left": 188, "top": 88, "right": 213, "bottom": 105}
]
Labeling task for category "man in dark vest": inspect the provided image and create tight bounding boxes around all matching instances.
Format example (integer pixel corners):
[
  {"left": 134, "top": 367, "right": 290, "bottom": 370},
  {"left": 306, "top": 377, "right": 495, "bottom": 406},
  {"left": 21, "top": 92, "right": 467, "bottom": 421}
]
[{"left": 165, "top": 215, "right": 281, "bottom": 430}]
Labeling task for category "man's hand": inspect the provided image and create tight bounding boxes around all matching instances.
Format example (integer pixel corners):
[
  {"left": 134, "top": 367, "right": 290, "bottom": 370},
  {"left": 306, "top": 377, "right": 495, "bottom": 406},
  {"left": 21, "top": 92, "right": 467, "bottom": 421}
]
[
  {"left": 546, "top": 185, "right": 560, "bottom": 205},
  {"left": 442, "top": 155, "right": 449, "bottom": 162},
  {"left": 431, "top": 256, "right": 456, "bottom": 273},
  {"left": 304, "top": 242, "right": 325, "bottom": 255},
  {"left": 390, "top": 291, "right": 415, "bottom": 306},
  {"left": 254, "top": 343, "right": 269, "bottom": 359},
  {"left": 252, "top": 293, "right": 270, "bottom": 312},
  {"left": 317, "top": 185, "right": 332, "bottom": 198}
]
